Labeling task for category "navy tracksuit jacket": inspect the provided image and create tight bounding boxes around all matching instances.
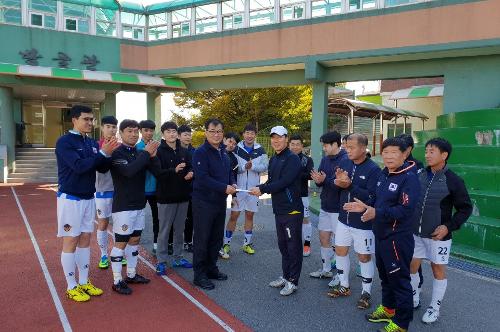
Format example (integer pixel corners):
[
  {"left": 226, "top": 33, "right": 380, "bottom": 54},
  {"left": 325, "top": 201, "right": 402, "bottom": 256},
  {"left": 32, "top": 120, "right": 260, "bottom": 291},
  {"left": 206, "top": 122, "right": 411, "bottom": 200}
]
[{"left": 372, "top": 161, "right": 420, "bottom": 330}]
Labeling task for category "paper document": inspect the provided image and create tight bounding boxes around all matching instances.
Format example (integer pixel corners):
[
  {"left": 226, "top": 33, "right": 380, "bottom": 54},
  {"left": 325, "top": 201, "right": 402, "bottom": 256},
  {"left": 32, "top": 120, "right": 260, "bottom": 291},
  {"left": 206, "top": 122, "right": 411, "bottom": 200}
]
[{"left": 236, "top": 189, "right": 251, "bottom": 193}]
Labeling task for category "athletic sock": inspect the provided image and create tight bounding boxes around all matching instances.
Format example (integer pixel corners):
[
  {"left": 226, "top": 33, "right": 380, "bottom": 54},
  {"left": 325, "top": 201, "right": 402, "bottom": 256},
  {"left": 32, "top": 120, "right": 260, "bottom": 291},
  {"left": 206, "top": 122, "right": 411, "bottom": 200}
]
[
  {"left": 336, "top": 255, "right": 350, "bottom": 287},
  {"left": 430, "top": 278, "right": 447, "bottom": 311},
  {"left": 125, "top": 244, "right": 139, "bottom": 278},
  {"left": 360, "top": 260, "right": 374, "bottom": 294},
  {"left": 110, "top": 247, "right": 124, "bottom": 285},
  {"left": 320, "top": 247, "right": 333, "bottom": 272},
  {"left": 410, "top": 273, "right": 421, "bottom": 304},
  {"left": 96, "top": 230, "right": 108, "bottom": 257},
  {"left": 224, "top": 230, "right": 233, "bottom": 245},
  {"left": 61, "top": 252, "right": 77, "bottom": 290},
  {"left": 302, "top": 223, "right": 312, "bottom": 243},
  {"left": 75, "top": 247, "right": 90, "bottom": 285},
  {"left": 243, "top": 230, "right": 253, "bottom": 246}
]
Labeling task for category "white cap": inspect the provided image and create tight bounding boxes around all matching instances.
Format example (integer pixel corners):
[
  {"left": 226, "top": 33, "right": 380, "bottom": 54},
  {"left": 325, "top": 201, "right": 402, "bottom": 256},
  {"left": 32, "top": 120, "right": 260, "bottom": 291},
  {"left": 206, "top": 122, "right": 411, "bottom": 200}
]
[{"left": 270, "top": 125, "right": 288, "bottom": 137}]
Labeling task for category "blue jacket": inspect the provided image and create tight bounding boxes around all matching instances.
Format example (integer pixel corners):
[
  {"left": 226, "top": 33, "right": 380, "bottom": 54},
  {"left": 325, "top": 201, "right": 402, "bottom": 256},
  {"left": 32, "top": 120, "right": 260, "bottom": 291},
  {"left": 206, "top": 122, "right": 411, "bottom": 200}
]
[
  {"left": 259, "top": 148, "right": 303, "bottom": 215},
  {"left": 136, "top": 140, "right": 157, "bottom": 195},
  {"left": 316, "top": 149, "right": 348, "bottom": 213},
  {"left": 372, "top": 161, "right": 421, "bottom": 239},
  {"left": 338, "top": 157, "right": 381, "bottom": 230},
  {"left": 55, "top": 131, "right": 110, "bottom": 199},
  {"left": 192, "top": 140, "right": 234, "bottom": 206}
]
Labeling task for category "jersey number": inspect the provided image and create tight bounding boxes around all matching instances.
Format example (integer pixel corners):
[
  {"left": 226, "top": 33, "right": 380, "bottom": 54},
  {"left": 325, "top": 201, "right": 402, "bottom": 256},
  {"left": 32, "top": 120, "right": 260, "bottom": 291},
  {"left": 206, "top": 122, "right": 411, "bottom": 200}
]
[
  {"left": 438, "top": 247, "right": 448, "bottom": 255},
  {"left": 364, "top": 239, "right": 373, "bottom": 247}
]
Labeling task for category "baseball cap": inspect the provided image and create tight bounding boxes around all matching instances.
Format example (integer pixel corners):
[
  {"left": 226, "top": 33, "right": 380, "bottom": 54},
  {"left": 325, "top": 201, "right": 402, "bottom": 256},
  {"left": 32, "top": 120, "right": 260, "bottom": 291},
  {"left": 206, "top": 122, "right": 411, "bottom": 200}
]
[{"left": 270, "top": 126, "right": 288, "bottom": 137}]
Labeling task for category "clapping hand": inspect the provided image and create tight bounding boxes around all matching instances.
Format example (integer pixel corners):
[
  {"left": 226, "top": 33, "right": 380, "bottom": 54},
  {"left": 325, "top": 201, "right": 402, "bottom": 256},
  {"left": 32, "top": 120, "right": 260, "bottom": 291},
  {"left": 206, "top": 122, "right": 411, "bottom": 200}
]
[
  {"left": 334, "top": 168, "right": 351, "bottom": 188},
  {"left": 145, "top": 140, "right": 160, "bottom": 157},
  {"left": 101, "top": 136, "right": 120, "bottom": 156},
  {"left": 310, "top": 170, "right": 326, "bottom": 184},
  {"left": 343, "top": 198, "right": 375, "bottom": 222}
]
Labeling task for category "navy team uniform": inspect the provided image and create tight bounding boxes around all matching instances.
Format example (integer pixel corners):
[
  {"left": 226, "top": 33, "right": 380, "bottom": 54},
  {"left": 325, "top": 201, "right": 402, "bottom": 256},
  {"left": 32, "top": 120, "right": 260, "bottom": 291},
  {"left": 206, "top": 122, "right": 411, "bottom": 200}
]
[{"left": 372, "top": 161, "right": 420, "bottom": 330}]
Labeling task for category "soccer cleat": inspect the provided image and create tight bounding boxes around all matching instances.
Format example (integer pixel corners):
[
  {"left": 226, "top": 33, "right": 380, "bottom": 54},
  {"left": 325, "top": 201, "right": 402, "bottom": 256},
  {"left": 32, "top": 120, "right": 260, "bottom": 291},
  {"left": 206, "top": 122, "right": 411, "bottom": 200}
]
[
  {"left": 242, "top": 244, "right": 255, "bottom": 255},
  {"left": 309, "top": 269, "right": 333, "bottom": 279},
  {"left": 219, "top": 247, "right": 229, "bottom": 259},
  {"left": 422, "top": 307, "right": 440, "bottom": 324},
  {"left": 279, "top": 281, "right": 297, "bottom": 296},
  {"left": 112, "top": 280, "right": 132, "bottom": 295},
  {"left": 378, "top": 321, "right": 407, "bottom": 332},
  {"left": 328, "top": 274, "right": 340, "bottom": 288},
  {"left": 413, "top": 299, "right": 421, "bottom": 310},
  {"left": 66, "top": 286, "right": 90, "bottom": 302},
  {"left": 366, "top": 304, "right": 395, "bottom": 323},
  {"left": 125, "top": 273, "right": 150, "bottom": 284},
  {"left": 303, "top": 245, "right": 311, "bottom": 257},
  {"left": 121, "top": 258, "right": 127, "bottom": 266},
  {"left": 327, "top": 285, "right": 351, "bottom": 298},
  {"left": 173, "top": 258, "right": 193, "bottom": 268},
  {"left": 269, "top": 276, "right": 287, "bottom": 288},
  {"left": 98, "top": 255, "right": 109, "bottom": 269},
  {"left": 79, "top": 280, "right": 103, "bottom": 296},
  {"left": 156, "top": 262, "right": 167, "bottom": 276},
  {"left": 357, "top": 291, "right": 371, "bottom": 309}
]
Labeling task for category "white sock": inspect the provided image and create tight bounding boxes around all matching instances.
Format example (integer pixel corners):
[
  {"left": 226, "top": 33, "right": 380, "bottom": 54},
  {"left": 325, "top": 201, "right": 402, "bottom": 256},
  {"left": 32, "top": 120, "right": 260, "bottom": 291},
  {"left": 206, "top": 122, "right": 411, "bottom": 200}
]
[
  {"left": 110, "top": 247, "right": 124, "bottom": 285},
  {"left": 96, "top": 230, "right": 108, "bottom": 257},
  {"left": 336, "top": 255, "right": 350, "bottom": 287},
  {"left": 302, "top": 223, "right": 312, "bottom": 242},
  {"left": 125, "top": 245, "right": 138, "bottom": 278},
  {"left": 75, "top": 247, "right": 90, "bottom": 285},
  {"left": 320, "top": 247, "right": 333, "bottom": 272},
  {"left": 244, "top": 231, "right": 253, "bottom": 245},
  {"left": 61, "top": 252, "right": 77, "bottom": 290},
  {"left": 411, "top": 273, "right": 421, "bottom": 303},
  {"left": 430, "top": 278, "right": 447, "bottom": 311},
  {"left": 153, "top": 242, "right": 158, "bottom": 250},
  {"left": 360, "top": 260, "right": 374, "bottom": 294}
]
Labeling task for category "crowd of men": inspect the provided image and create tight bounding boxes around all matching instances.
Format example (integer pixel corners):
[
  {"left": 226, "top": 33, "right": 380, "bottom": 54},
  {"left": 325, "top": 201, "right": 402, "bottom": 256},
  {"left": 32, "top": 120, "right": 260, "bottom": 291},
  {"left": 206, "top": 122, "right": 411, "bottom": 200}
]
[{"left": 55, "top": 105, "right": 472, "bottom": 332}]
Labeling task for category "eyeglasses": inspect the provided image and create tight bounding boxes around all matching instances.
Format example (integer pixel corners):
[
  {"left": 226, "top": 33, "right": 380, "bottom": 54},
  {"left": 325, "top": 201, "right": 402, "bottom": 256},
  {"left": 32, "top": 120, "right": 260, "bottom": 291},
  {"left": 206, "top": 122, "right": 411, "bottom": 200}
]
[
  {"left": 207, "top": 130, "right": 223, "bottom": 135},
  {"left": 80, "top": 117, "right": 96, "bottom": 125}
]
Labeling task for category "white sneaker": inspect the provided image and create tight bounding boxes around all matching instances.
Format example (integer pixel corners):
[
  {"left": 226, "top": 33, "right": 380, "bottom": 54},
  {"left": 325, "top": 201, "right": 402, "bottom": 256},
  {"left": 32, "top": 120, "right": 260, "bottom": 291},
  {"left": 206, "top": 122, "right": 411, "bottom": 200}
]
[
  {"left": 218, "top": 248, "right": 229, "bottom": 259},
  {"left": 328, "top": 274, "right": 340, "bottom": 288},
  {"left": 422, "top": 307, "right": 439, "bottom": 324},
  {"left": 279, "top": 281, "right": 297, "bottom": 296},
  {"left": 309, "top": 269, "right": 333, "bottom": 279},
  {"left": 269, "top": 277, "right": 287, "bottom": 288}
]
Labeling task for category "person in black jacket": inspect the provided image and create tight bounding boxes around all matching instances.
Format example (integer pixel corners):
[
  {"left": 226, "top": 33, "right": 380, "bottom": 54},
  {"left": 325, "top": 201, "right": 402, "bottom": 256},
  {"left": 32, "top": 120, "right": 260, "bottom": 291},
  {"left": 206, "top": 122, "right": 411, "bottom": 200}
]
[
  {"left": 410, "top": 138, "right": 472, "bottom": 324},
  {"left": 289, "top": 134, "right": 314, "bottom": 257},
  {"left": 109, "top": 119, "right": 160, "bottom": 295},
  {"left": 250, "top": 126, "right": 303, "bottom": 296},
  {"left": 346, "top": 137, "right": 420, "bottom": 332},
  {"left": 154, "top": 122, "right": 194, "bottom": 276}
]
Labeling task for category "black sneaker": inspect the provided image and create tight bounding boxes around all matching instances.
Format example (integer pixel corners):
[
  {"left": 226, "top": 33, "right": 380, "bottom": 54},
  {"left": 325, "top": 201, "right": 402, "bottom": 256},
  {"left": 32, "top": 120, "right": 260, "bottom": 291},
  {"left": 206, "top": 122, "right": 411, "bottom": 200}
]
[
  {"left": 207, "top": 271, "right": 228, "bottom": 281},
  {"left": 125, "top": 274, "right": 150, "bottom": 284},
  {"left": 193, "top": 278, "right": 215, "bottom": 290},
  {"left": 112, "top": 280, "right": 132, "bottom": 295}
]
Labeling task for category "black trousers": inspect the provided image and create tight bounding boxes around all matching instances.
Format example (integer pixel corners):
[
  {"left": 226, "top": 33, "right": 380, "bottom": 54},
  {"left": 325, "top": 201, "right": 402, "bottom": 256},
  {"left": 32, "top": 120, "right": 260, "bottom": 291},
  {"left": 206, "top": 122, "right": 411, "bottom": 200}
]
[
  {"left": 192, "top": 199, "right": 226, "bottom": 281},
  {"left": 146, "top": 194, "right": 159, "bottom": 243},
  {"left": 275, "top": 214, "right": 303, "bottom": 286},
  {"left": 375, "top": 233, "right": 414, "bottom": 330},
  {"left": 184, "top": 200, "right": 194, "bottom": 243}
]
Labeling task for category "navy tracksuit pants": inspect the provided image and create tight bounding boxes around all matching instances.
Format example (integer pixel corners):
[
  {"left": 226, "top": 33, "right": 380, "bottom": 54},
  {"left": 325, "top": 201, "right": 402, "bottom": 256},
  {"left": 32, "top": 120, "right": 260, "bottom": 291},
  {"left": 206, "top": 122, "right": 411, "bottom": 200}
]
[
  {"left": 192, "top": 199, "right": 226, "bottom": 281},
  {"left": 275, "top": 214, "right": 303, "bottom": 286},
  {"left": 375, "top": 233, "right": 415, "bottom": 329}
]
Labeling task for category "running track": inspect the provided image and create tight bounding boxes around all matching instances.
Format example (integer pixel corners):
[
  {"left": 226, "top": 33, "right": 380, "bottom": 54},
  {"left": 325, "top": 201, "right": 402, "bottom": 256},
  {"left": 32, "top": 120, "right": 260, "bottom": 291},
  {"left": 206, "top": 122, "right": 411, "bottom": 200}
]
[{"left": 0, "top": 184, "right": 250, "bottom": 332}]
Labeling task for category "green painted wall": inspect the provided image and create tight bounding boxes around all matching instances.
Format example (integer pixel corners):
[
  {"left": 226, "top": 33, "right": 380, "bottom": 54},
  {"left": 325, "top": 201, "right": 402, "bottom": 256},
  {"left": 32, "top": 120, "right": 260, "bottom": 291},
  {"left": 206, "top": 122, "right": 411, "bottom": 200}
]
[
  {"left": 102, "top": 93, "right": 117, "bottom": 118},
  {"left": 311, "top": 82, "right": 328, "bottom": 168},
  {"left": 0, "top": 25, "right": 121, "bottom": 72},
  {"left": 358, "top": 95, "right": 382, "bottom": 105},
  {"left": 0, "top": 87, "right": 15, "bottom": 170},
  {"left": 146, "top": 92, "right": 162, "bottom": 138}
]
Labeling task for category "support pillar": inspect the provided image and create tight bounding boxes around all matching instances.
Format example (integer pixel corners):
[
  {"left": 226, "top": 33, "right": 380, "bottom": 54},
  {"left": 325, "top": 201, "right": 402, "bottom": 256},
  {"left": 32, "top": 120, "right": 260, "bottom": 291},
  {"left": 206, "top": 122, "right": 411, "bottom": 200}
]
[
  {"left": 147, "top": 92, "right": 162, "bottom": 138},
  {"left": 102, "top": 92, "right": 117, "bottom": 118},
  {"left": 311, "top": 82, "right": 328, "bottom": 168},
  {"left": 0, "top": 87, "right": 15, "bottom": 179}
]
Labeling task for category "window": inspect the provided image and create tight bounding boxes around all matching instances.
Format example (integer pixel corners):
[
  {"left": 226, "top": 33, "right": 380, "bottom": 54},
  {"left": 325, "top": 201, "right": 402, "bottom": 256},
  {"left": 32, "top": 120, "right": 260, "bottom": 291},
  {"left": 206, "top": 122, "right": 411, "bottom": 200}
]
[
  {"left": 29, "top": 0, "right": 56, "bottom": 29},
  {"left": 0, "top": 0, "right": 22, "bottom": 25},
  {"left": 95, "top": 8, "right": 116, "bottom": 37},
  {"left": 385, "top": 0, "right": 421, "bottom": 7},
  {"left": 63, "top": 3, "right": 90, "bottom": 33},
  {"left": 148, "top": 12, "right": 168, "bottom": 41},
  {"left": 348, "top": 0, "right": 377, "bottom": 11},
  {"left": 387, "top": 123, "right": 412, "bottom": 138},
  {"left": 311, "top": 0, "right": 341, "bottom": 17},
  {"left": 172, "top": 8, "right": 191, "bottom": 38},
  {"left": 196, "top": 3, "right": 217, "bottom": 34},
  {"left": 121, "top": 12, "right": 145, "bottom": 40},
  {"left": 222, "top": 0, "right": 244, "bottom": 30},
  {"left": 249, "top": 0, "right": 274, "bottom": 27},
  {"left": 280, "top": 0, "right": 305, "bottom": 21}
]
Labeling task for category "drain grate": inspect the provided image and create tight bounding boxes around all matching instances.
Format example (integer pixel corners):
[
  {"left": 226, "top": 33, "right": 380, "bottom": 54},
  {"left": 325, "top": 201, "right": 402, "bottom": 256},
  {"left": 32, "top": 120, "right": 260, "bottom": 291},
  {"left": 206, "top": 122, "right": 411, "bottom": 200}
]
[{"left": 449, "top": 257, "right": 500, "bottom": 281}]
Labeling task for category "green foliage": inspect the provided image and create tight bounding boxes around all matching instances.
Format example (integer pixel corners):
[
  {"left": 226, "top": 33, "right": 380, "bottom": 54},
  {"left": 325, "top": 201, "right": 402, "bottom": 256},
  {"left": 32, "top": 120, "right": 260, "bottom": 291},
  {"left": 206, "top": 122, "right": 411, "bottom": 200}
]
[{"left": 172, "top": 86, "right": 312, "bottom": 140}]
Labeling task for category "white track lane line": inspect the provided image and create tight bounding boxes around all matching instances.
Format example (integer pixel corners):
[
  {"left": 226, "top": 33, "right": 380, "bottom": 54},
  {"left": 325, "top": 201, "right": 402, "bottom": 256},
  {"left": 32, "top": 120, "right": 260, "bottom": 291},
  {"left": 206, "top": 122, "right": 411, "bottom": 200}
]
[
  {"left": 11, "top": 187, "right": 72, "bottom": 332},
  {"left": 97, "top": 222, "right": 235, "bottom": 332}
]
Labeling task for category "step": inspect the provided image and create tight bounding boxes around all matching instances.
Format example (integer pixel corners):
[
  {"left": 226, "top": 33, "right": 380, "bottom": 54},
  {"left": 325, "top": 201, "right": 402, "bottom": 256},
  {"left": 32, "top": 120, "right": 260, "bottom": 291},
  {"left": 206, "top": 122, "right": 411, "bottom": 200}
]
[
  {"left": 414, "top": 126, "right": 500, "bottom": 146},
  {"left": 15, "top": 155, "right": 57, "bottom": 161},
  {"left": 7, "top": 177, "right": 58, "bottom": 183},
  {"left": 443, "top": 164, "right": 500, "bottom": 191},
  {"left": 9, "top": 172, "right": 58, "bottom": 179},
  {"left": 413, "top": 145, "right": 500, "bottom": 166},
  {"left": 16, "top": 152, "right": 57, "bottom": 157},
  {"left": 15, "top": 160, "right": 57, "bottom": 165},
  {"left": 451, "top": 243, "right": 500, "bottom": 268},
  {"left": 453, "top": 215, "right": 500, "bottom": 252},
  {"left": 436, "top": 108, "right": 500, "bottom": 129},
  {"left": 16, "top": 148, "right": 55, "bottom": 152},
  {"left": 469, "top": 190, "right": 500, "bottom": 219}
]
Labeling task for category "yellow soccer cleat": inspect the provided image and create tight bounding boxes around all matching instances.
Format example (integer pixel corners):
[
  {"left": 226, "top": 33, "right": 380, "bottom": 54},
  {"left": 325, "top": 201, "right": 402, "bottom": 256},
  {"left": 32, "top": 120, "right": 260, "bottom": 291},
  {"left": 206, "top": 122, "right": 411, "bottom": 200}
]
[
  {"left": 79, "top": 280, "right": 104, "bottom": 296},
  {"left": 242, "top": 244, "right": 255, "bottom": 255},
  {"left": 66, "top": 286, "right": 90, "bottom": 302}
]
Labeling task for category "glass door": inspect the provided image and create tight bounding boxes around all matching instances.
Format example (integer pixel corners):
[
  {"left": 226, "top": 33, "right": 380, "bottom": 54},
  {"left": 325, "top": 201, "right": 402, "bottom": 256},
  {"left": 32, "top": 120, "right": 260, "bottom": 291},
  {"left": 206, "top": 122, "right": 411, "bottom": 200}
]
[{"left": 22, "top": 101, "right": 45, "bottom": 146}]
